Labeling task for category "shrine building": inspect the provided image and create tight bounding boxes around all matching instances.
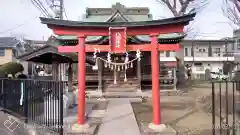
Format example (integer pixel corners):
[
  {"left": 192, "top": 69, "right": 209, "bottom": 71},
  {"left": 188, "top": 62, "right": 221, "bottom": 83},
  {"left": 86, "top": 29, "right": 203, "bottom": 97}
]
[{"left": 55, "top": 3, "right": 190, "bottom": 92}]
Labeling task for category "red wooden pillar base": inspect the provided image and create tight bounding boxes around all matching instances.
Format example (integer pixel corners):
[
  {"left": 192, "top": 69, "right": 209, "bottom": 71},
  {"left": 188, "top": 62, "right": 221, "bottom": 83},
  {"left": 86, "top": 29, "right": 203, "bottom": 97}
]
[
  {"left": 150, "top": 34, "right": 161, "bottom": 125},
  {"left": 77, "top": 36, "right": 86, "bottom": 125}
]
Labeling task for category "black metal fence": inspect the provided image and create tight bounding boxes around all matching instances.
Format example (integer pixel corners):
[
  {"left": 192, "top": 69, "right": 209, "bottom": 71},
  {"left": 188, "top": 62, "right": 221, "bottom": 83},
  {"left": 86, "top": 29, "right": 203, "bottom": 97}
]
[
  {"left": 212, "top": 81, "right": 239, "bottom": 135},
  {"left": 0, "top": 79, "right": 64, "bottom": 135}
]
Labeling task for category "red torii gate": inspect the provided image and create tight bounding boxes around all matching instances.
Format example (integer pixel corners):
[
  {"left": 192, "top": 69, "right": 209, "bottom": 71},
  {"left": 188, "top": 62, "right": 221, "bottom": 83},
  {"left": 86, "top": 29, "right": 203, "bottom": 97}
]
[{"left": 40, "top": 13, "right": 195, "bottom": 129}]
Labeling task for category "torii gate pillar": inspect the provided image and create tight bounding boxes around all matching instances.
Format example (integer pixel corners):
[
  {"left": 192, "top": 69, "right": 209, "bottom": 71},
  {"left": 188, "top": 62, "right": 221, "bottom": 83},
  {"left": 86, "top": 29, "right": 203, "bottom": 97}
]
[
  {"left": 150, "top": 34, "right": 161, "bottom": 125},
  {"left": 77, "top": 36, "right": 86, "bottom": 125}
]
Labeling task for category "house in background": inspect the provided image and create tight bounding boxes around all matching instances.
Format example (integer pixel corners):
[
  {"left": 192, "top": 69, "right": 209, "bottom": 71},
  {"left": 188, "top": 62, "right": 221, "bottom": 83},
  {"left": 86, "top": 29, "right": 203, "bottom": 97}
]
[
  {"left": 0, "top": 37, "right": 49, "bottom": 76},
  {"left": 181, "top": 39, "right": 235, "bottom": 77},
  {"left": 0, "top": 37, "right": 26, "bottom": 64},
  {"left": 0, "top": 37, "right": 29, "bottom": 74},
  {"left": 228, "top": 29, "right": 240, "bottom": 65}
]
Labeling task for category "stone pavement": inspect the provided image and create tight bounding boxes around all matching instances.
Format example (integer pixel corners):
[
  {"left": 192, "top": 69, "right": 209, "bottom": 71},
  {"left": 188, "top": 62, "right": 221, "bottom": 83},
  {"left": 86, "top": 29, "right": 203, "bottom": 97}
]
[
  {"left": 0, "top": 111, "right": 30, "bottom": 135},
  {"left": 97, "top": 98, "right": 141, "bottom": 135}
]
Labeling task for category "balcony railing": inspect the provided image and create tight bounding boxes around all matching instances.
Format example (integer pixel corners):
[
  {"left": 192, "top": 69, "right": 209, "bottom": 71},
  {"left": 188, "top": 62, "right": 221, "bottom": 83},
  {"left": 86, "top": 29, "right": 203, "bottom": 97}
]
[
  {"left": 222, "top": 52, "right": 235, "bottom": 57},
  {"left": 188, "top": 51, "right": 235, "bottom": 57}
]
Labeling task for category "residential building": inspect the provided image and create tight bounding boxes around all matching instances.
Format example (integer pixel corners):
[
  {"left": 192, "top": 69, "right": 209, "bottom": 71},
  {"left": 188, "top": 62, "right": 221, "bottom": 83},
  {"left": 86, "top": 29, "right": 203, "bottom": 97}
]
[
  {"left": 0, "top": 37, "right": 27, "bottom": 64},
  {"left": 180, "top": 39, "right": 235, "bottom": 75},
  {"left": 24, "top": 38, "right": 47, "bottom": 50},
  {"left": 228, "top": 29, "right": 240, "bottom": 63},
  {"left": 0, "top": 37, "right": 48, "bottom": 76},
  {"left": 0, "top": 37, "right": 29, "bottom": 75}
]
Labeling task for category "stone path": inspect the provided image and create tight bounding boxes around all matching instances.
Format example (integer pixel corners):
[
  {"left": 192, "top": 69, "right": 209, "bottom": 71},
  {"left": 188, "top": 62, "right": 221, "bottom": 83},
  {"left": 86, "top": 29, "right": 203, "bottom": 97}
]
[
  {"left": 0, "top": 111, "right": 30, "bottom": 135},
  {"left": 97, "top": 98, "right": 141, "bottom": 135}
]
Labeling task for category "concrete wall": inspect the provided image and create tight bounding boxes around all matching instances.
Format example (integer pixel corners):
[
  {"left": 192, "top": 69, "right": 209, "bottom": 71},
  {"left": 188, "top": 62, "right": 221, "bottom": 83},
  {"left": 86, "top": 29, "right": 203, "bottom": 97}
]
[{"left": 185, "top": 61, "right": 223, "bottom": 74}]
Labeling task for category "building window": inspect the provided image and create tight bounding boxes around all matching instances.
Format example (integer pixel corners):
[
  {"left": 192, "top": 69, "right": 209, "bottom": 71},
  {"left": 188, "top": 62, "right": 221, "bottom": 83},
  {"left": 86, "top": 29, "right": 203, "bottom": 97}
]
[
  {"left": 194, "top": 62, "right": 204, "bottom": 71},
  {"left": 166, "top": 51, "right": 170, "bottom": 57},
  {"left": 208, "top": 45, "right": 212, "bottom": 57},
  {"left": 191, "top": 47, "right": 193, "bottom": 56},
  {"left": 0, "top": 49, "right": 5, "bottom": 56},
  {"left": 12, "top": 50, "right": 17, "bottom": 57},
  {"left": 215, "top": 48, "right": 221, "bottom": 56},
  {"left": 237, "top": 39, "right": 240, "bottom": 49},
  {"left": 215, "top": 48, "right": 220, "bottom": 53},
  {"left": 184, "top": 48, "right": 188, "bottom": 56},
  {"left": 232, "top": 42, "right": 235, "bottom": 50}
]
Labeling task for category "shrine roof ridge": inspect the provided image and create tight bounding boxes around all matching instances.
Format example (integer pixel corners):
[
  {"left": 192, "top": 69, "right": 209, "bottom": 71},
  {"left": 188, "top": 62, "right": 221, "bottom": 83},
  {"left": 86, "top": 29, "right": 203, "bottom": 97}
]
[{"left": 40, "top": 13, "right": 196, "bottom": 28}]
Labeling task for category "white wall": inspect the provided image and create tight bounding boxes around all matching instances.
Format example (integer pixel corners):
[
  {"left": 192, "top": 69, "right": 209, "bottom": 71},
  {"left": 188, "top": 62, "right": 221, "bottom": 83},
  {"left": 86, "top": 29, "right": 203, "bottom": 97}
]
[
  {"left": 159, "top": 51, "right": 176, "bottom": 57},
  {"left": 184, "top": 44, "right": 226, "bottom": 57},
  {"left": 185, "top": 62, "right": 223, "bottom": 74}
]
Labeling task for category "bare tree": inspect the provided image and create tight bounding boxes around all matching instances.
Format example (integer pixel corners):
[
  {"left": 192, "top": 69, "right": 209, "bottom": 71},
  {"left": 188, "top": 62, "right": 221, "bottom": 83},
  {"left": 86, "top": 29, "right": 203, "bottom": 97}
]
[
  {"left": 156, "top": 0, "right": 209, "bottom": 36},
  {"left": 156, "top": 0, "right": 209, "bottom": 17},
  {"left": 222, "top": 0, "right": 240, "bottom": 27}
]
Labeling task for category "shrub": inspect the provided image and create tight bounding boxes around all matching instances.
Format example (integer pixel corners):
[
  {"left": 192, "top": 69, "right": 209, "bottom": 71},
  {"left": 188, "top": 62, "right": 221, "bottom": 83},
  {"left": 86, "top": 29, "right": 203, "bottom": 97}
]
[{"left": 0, "top": 62, "right": 24, "bottom": 76}]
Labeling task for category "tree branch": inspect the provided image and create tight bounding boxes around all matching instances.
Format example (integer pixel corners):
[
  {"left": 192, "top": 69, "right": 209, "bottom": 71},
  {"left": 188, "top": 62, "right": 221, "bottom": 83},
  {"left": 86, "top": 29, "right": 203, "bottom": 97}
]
[
  {"left": 179, "top": 0, "right": 194, "bottom": 16},
  {"left": 179, "top": 0, "right": 184, "bottom": 5},
  {"left": 156, "top": 0, "right": 209, "bottom": 36},
  {"left": 173, "top": 0, "right": 177, "bottom": 10},
  {"left": 234, "top": 0, "right": 240, "bottom": 13},
  {"left": 156, "top": 0, "right": 179, "bottom": 16},
  {"left": 222, "top": 0, "right": 240, "bottom": 27},
  {"left": 157, "top": 0, "right": 208, "bottom": 16}
]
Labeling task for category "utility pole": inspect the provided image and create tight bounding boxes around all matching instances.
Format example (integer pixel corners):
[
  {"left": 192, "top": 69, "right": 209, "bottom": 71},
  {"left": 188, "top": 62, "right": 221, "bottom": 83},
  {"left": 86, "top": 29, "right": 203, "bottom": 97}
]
[
  {"left": 59, "top": 0, "right": 63, "bottom": 20},
  {"left": 49, "top": 0, "right": 63, "bottom": 19}
]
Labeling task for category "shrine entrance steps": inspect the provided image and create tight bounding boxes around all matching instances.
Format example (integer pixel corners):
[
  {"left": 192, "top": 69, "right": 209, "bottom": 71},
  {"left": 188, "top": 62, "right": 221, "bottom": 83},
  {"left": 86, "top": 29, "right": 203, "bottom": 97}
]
[
  {"left": 104, "top": 78, "right": 139, "bottom": 92},
  {"left": 97, "top": 98, "right": 141, "bottom": 135}
]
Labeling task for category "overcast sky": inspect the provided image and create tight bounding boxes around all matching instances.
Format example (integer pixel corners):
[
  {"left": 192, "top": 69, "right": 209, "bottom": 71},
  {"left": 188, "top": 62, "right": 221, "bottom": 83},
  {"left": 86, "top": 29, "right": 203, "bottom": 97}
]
[{"left": 0, "top": 0, "right": 236, "bottom": 40}]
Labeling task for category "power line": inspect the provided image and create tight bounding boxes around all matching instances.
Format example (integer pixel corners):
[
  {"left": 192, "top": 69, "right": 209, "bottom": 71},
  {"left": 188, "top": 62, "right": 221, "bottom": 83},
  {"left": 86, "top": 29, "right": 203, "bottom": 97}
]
[
  {"left": 60, "top": 0, "right": 63, "bottom": 19},
  {"left": 47, "top": 0, "right": 66, "bottom": 19},
  {"left": 31, "top": 0, "right": 48, "bottom": 17},
  {"left": 35, "top": 0, "right": 51, "bottom": 17},
  {"left": 31, "top": 0, "right": 51, "bottom": 18},
  {"left": 45, "top": 0, "right": 55, "bottom": 13},
  {"left": 0, "top": 16, "right": 38, "bottom": 35}
]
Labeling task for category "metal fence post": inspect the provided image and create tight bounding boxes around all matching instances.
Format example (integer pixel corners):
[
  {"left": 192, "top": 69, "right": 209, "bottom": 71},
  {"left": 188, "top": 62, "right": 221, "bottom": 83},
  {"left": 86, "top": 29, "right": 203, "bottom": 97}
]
[
  {"left": 225, "top": 81, "right": 229, "bottom": 135},
  {"left": 219, "top": 82, "right": 222, "bottom": 135},
  {"left": 59, "top": 81, "right": 63, "bottom": 135},
  {"left": 212, "top": 82, "right": 215, "bottom": 135},
  {"left": 2, "top": 80, "right": 6, "bottom": 112},
  {"left": 23, "top": 81, "right": 28, "bottom": 123},
  {"left": 232, "top": 81, "right": 236, "bottom": 135}
]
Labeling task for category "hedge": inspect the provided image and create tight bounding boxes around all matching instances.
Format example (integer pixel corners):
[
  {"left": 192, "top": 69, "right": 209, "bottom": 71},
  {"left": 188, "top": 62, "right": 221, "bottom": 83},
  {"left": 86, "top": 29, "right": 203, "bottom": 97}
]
[{"left": 0, "top": 62, "right": 24, "bottom": 76}]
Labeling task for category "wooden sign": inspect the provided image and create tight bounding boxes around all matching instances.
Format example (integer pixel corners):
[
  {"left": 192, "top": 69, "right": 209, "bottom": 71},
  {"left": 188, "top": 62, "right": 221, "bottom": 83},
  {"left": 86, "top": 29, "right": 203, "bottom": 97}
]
[{"left": 109, "top": 27, "right": 126, "bottom": 53}]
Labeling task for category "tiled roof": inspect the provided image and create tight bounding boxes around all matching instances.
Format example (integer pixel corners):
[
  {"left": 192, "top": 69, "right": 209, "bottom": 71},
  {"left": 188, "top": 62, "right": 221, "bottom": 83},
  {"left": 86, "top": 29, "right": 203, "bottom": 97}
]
[
  {"left": 40, "top": 13, "right": 195, "bottom": 28},
  {"left": 43, "top": 3, "right": 195, "bottom": 43},
  {"left": 0, "top": 37, "right": 20, "bottom": 48}
]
